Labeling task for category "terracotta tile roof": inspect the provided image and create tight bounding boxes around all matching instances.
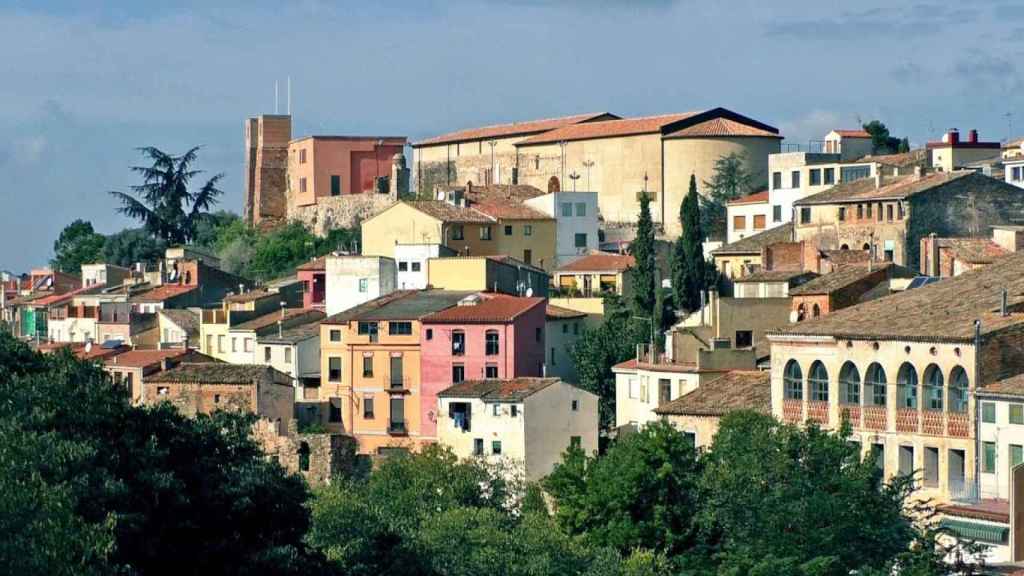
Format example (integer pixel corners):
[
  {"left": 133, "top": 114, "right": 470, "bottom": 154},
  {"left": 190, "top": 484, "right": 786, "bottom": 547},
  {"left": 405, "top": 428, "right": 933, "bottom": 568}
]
[
  {"left": 726, "top": 189, "right": 769, "bottom": 205},
  {"left": 793, "top": 171, "right": 973, "bottom": 206},
  {"left": 421, "top": 294, "right": 544, "bottom": 323},
  {"left": 555, "top": 253, "right": 635, "bottom": 273},
  {"left": 772, "top": 250, "right": 1024, "bottom": 343},
  {"left": 611, "top": 358, "right": 728, "bottom": 375},
  {"left": 978, "top": 373, "right": 1024, "bottom": 397},
  {"left": 733, "top": 270, "right": 817, "bottom": 284},
  {"left": 438, "top": 377, "right": 565, "bottom": 401},
  {"left": 159, "top": 309, "right": 199, "bottom": 336},
  {"left": 36, "top": 341, "right": 130, "bottom": 360},
  {"left": 295, "top": 256, "right": 327, "bottom": 271},
  {"left": 938, "top": 237, "right": 1011, "bottom": 265},
  {"left": 462, "top": 184, "right": 546, "bottom": 203},
  {"left": 821, "top": 249, "right": 870, "bottom": 268},
  {"left": 405, "top": 201, "right": 495, "bottom": 223},
  {"left": 936, "top": 499, "right": 1010, "bottom": 524},
  {"left": 857, "top": 149, "right": 927, "bottom": 168},
  {"left": 789, "top": 263, "right": 911, "bottom": 296},
  {"left": 831, "top": 129, "right": 871, "bottom": 138},
  {"left": 664, "top": 117, "right": 782, "bottom": 139},
  {"left": 654, "top": 371, "right": 770, "bottom": 416},
  {"left": 472, "top": 200, "right": 553, "bottom": 221},
  {"left": 517, "top": 112, "right": 700, "bottom": 146},
  {"left": 31, "top": 284, "right": 104, "bottom": 307},
  {"left": 711, "top": 223, "right": 793, "bottom": 255},
  {"left": 103, "top": 349, "right": 215, "bottom": 369},
  {"left": 413, "top": 112, "right": 616, "bottom": 147},
  {"left": 323, "top": 290, "right": 475, "bottom": 324},
  {"left": 129, "top": 284, "right": 197, "bottom": 303},
  {"left": 232, "top": 309, "right": 325, "bottom": 333},
  {"left": 148, "top": 363, "right": 291, "bottom": 385},
  {"left": 546, "top": 304, "right": 587, "bottom": 320}
]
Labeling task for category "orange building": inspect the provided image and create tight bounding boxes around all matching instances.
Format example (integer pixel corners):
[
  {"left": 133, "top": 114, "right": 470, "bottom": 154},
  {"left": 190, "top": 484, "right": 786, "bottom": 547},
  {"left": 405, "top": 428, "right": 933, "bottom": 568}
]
[
  {"left": 289, "top": 135, "right": 407, "bottom": 207},
  {"left": 319, "top": 290, "right": 473, "bottom": 454}
]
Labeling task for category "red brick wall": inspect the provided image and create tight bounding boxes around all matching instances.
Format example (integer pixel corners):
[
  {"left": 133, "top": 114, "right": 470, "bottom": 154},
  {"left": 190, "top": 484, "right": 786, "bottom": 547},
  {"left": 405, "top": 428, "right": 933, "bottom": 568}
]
[
  {"left": 791, "top": 294, "right": 830, "bottom": 320},
  {"left": 979, "top": 323, "right": 1024, "bottom": 386},
  {"left": 763, "top": 242, "right": 805, "bottom": 272}
]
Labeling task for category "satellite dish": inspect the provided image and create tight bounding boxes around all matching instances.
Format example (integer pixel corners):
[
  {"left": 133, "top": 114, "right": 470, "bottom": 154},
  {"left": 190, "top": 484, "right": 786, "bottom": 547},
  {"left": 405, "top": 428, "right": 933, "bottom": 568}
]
[{"left": 525, "top": 288, "right": 533, "bottom": 297}]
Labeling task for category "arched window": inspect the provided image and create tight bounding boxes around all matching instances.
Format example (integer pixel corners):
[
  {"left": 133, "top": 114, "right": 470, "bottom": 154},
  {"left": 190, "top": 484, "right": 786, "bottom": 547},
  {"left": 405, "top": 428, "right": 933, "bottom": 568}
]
[
  {"left": 924, "top": 364, "right": 944, "bottom": 411},
  {"left": 783, "top": 360, "right": 803, "bottom": 400},
  {"left": 896, "top": 363, "right": 918, "bottom": 409},
  {"left": 298, "top": 441, "right": 310, "bottom": 472},
  {"left": 812, "top": 304, "right": 821, "bottom": 318},
  {"left": 839, "top": 362, "right": 861, "bottom": 405},
  {"left": 862, "top": 243, "right": 871, "bottom": 251},
  {"left": 485, "top": 330, "right": 499, "bottom": 356},
  {"left": 840, "top": 244, "right": 849, "bottom": 250},
  {"left": 548, "top": 176, "right": 561, "bottom": 193},
  {"left": 949, "top": 366, "right": 969, "bottom": 413},
  {"left": 808, "top": 361, "right": 829, "bottom": 402},
  {"left": 866, "top": 363, "right": 887, "bottom": 407},
  {"left": 797, "top": 303, "right": 806, "bottom": 322}
]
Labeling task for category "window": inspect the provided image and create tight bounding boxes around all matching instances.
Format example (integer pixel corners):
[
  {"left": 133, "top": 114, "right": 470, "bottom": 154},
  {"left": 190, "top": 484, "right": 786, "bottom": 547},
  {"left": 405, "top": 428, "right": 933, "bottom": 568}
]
[
  {"left": 899, "top": 445, "right": 914, "bottom": 477},
  {"left": 330, "top": 175, "right": 341, "bottom": 196},
  {"left": 485, "top": 364, "right": 498, "bottom": 378},
  {"left": 1014, "top": 166, "right": 1023, "bottom": 182},
  {"left": 214, "top": 394, "right": 221, "bottom": 404},
  {"left": 772, "top": 171, "right": 782, "bottom": 189},
  {"left": 157, "top": 386, "right": 169, "bottom": 396},
  {"left": 535, "top": 327, "right": 542, "bottom": 342},
  {"left": 982, "top": 401, "right": 996, "bottom": 423},
  {"left": 886, "top": 204, "right": 894, "bottom": 221},
  {"left": 231, "top": 337, "right": 237, "bottom": 353},
  {"left": 511, "top": 405, "right": 519, "bottom": 418},
  {"left": 523, "top": 249, "right": 532, "bottom": 265},
  {"left": 329, "top": 397, "right": 342, "bottom": 422},
  {"left": 1011, "top": 404, "right": 1024, "bottom": 425},
  {"left": 389, "top": 321, "right": 412, "bottom": 336},
  {"left": 809, "top": 361, "right": 829, "bottom": 402},
  {"left": 480, "top": 226, "right": 492, "bottom": 240},
  {"left": 492, "top": 441, "right": 502, "bottom": 455},
  {"left": 735, "top": 330, "right": 752, "bottom": 348},
  {"left": 452, "top": 364, "right": 465, "bottom": 383},
  {"left": 866, "top": 204, "right": 873, "bottom": 218},
  {"left": 390, "top": 356, "right": 403, "bottom": 388},
  {"left": 524, "top": 225, "right": 533, "bottom": 236},
  {"left": 284, "top": 347, "right": 292, "bottom": 364},
  {"left": 485, "top": 331, "right": 499, "bottom": 355},
  {"left": 411, "top": 262, "right": 421, "bottom": 272},
  {"left": 264, "top": 346, "right": 271, "bottom": 362},
  {"left": 561, "top": 202, "right": 573, "bottom": 217},
  {"left": 772, "top": 205, "right": 782, "bottom": 222},
  {"left": 733, "top": 215, "right": 746, "bottom": 230},
  {"left": 452, "top": 331, "right": 465, "bottom": 355},
  {"left": 950, "top": 367, "right": 969, "bottom": 412},
  {"left": 1013, "top": 444, "right": 1024, "bottom": 469},
  {"left": 299, "top": 148, "right": 307, "bottom": 164},
  {"left": 791, "top": 171, "right": 801, "bottom": 188},
  {"left": 574, "top": 233, "right": 588, "bottom": 248},
  {"left": 841, "top": 165, "right": 871, "bottom": 182},
  {"left": 923, "top": 364, "right": 943, "bottom": 410},
  {"left": 809, "top": 168, "right": 821, "bottom": 185},
  {"left": 898, "top": 203, "right": 905, "bottom": 220},
  {"left": 550, "top": 347, "right": 557, "bottom": 365},
  {"left": 328, "top": 357, "right": 342, "bottom": 381},
  {"left": 504, "top": 225, "right": 513, "bottom": 235},
  {"left": 799, "top": 207, "right": 811, "bottom": 224},
  {"left": 784, "top": 360, "right": 803, "bottom": 400},
  {"left": 398, "top": 261, "right": 408, "bottom": 272},
  {"left": 983, "top": 441, "right": 997, "bottom": 473},
  {"left": 244, "top": 338, "right": 253, "bottom": 353},
  {"left": 573, "top": 322, "right": 579, "bottom": 335},
  {"left": 575, "top": 202, "right": 586, "bottom": 216},
  {"left": 357, "top": 321, "right": 378, "bottom": 338},
  {"left": 571, "top": 399, "right": 579, "bottom": 411},
  {"left": 824, "top": 167, "right": 835, "bottom": 185},
  {"left": 362, "top": 355, "right": 373, "bottom": 377},
  {"left": 659, "top": 379, "right": 672, "bottom": 404},
  {"left": 452, "top": 225, "right": 464, "bottom": 240},
  {"left": 876, "top": 203, "right": 884, "bottom": 221},
  {"left": 857, "top": 204, "right": 864, "bottom": 219},
  {"left": 493, "top": 404, "right": 501, "bottom": 417},
  {"left": 330, "top": 329, "right": 341, "bottom": 342},
  {"left": 753, "top": 214, "right": 766, "bottom": 230},
  {"left": 206, "top": 334, "right": 213, "bottom": 353},
  {"left": 866, "top": 363, "right": 887, "bottom": 406},
  {"left": 872, "top": 443, "right": 885, "bottom": 472},
  {"left": 364, "top": 397, "right": 375, "bottom": 419},
  {"left": 473, "top": 439, "right": 484, "bottom": 455},
  {"left": 562, "top": 323, "right": 568, "bottom": 334},
  {"left": 924, "top": 446, "right": 939, "bottom": 487},
  {"left": 299, "top": 177, "right": 307, "bottom": 193},
  {"left": 839, "top": 362, "right": 860, "bottom": 405},
  {"left": 570, "top": 436, "right": 581, "bottom": 449},
  {"left": 897, "top": 363, "right": 918, "bottom": 409},
  {"left": 425, "top": 328, "right": 433, "bottom": 340}
]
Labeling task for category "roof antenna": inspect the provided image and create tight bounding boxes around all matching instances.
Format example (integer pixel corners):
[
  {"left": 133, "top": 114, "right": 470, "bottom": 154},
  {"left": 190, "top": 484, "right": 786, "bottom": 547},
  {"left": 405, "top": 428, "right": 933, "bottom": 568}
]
[{"left": 274, "top": 80, "right": 279, "bottom": 114}]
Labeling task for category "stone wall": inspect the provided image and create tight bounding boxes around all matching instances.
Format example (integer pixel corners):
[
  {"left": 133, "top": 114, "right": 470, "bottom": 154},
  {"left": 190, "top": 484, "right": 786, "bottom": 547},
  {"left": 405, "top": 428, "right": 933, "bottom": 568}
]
[
  {"left": 254, "top": 418, "right": 359, "bottom": 486},
  {"left": 288, "top": 193, "right": 397, "bottom": 237}
]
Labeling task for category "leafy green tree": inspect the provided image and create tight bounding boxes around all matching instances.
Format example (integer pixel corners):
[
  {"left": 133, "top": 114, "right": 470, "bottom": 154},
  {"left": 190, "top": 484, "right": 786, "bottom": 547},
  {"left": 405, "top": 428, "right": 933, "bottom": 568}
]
[
  {"left": 101, "top": 228, "right": 167, "bottom": 268},
  {"left": 699, "top": 411, "right": 914, "bottom": 573},
  {"left": 629, "top": 192, "right": 657, "bottom": 315},
  {"left": 192, "top": 209, "right": 243, "bottom": 248},
  {"left": 862, "top": 120, "right": 903, "bottom": 155},
  {"left": 898, "top": 137, "right": 911, "bottom": 154},
  {"left": 673, "top": 175, "right": 705, "bottom": 313},
  {"left": 700, "top": 153, "right": 758, "bottom": 239},
  {"left": 545, "top": 421, "right": 702, "bottom": 557},
  {"left": 110, "top": 146, "right": 224, "bottom": 245},
  {"left": 51, "top": 219, "right": 106, "bottom": 273}
]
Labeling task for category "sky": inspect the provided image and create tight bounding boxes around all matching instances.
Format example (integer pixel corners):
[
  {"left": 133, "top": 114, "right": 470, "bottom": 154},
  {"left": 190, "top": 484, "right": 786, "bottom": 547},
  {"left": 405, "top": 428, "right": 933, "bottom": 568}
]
[{"left": 2, "top": 0, "right": 1023, "bottom": 271}]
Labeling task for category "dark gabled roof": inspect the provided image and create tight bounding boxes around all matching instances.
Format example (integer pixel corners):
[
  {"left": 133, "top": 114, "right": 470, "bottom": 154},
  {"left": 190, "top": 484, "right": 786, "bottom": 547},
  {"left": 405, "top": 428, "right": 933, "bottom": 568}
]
[
  {"left": 322, "top": 290, "right": 476, "bottom": 324},
  {"left": 546, "top": 304, "right": 587, "bottom": 320},
  {"left": 438, "top": 377, "right": 565, "bottom": 402},
  {"left": 258, "top": 321, "right": 323, "bottom": 344},
  {"left": 147, "top": 363, "right": 291, "bottom": 385},
  {"left": 231, "top": 309, "right": 325, "bottom": 334},
  {"left": 159, "top": 309, "right": 200, "bottom": 336},
  {"left": 654, "top": 371, "right": 770, "bottom": 416},
  {"left": 788, "top": 263, "right": 905, "bottom": 296},
  {"left": 711, "top": 223, "right": 793, "bottom": 256},
  {"left": 793, "top": 171, "right": 972, "bottom": 206},
  {"left": 772, "top": 249, "right": 1024, "bottom": 343},
  {"left": 404, "top": 201, "right": 495, "bottom": 223},
  {"left": 732, "top": 270, "right": 817, "bottom": 284}
]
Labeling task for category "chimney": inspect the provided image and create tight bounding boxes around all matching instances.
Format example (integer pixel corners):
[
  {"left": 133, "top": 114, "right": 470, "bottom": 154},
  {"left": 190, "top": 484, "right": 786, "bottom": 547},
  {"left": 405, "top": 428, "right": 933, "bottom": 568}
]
[
  {"left": 874, "top": 169, "right": 884, "bottom": 189},
  {"left": 238, "top": 283, "right": 245, "bottom": 295},
  {"left": 914, "top": 165, "right": 923, "bottom": 180},
  {"left": 541, "top": 363, "right": 547, "bottom": 377},
  {"left": 1002, "top": 288, "right": 1009, "bottom": 317},
  {"left": 968, "top": 129, "right": 978, "bottom": 144},
  {"left": 948, "top": 129, "right": 960, "bottom": 145},
  {"left": 929, "top": 233, "right": 940, "bottom": 277}
]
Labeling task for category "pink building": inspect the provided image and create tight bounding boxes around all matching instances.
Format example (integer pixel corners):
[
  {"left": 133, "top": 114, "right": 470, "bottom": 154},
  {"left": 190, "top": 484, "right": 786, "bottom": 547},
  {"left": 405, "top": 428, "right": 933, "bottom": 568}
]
[
  {"left": 289, "top": 136, "right": 407, "bottom": 207},
  {"left": 295, "top": 256, "right": 326, "bottom": 310},
  {"left": 419, "top": 293, "right": 547, "bottom": 439}
]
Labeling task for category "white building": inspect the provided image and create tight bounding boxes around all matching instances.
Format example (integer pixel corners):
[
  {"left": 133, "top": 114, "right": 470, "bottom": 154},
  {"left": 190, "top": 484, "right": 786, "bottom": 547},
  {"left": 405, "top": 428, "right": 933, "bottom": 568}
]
[
  {"left": 394, "top": 243, "right": 456, "bottom": 290},
  {"left": 437, "top": 377, "right": 599, "bottom": 480},
  {"left": 822, "top": 129, "right": 874, "bottom": 160},
  {"left": 544, "top": 304, "right": 587, "bottom": 384},
  {"left": 612, "top": 352, "right": 729, "bottom": 430},
  {"left": 80, "top": 263, "right": 130, "bottom": 288},
  {"left": 324, "top": 255, "right": 397, "bottom": 316},
  {"left": 524, "top": 191, "right": 599, "bottom": 267},
  {"left": 257, "top": 322, "right": 322, "bottom": 401},
  {"left": 726, "top": 190, "right": 770, "bottom": 243},
  {"left": 1005, "top": 156, "right": 1024, "bottom": 190},
  {"left": 767, "top": 151, "right": 875, "bottom": 228}
]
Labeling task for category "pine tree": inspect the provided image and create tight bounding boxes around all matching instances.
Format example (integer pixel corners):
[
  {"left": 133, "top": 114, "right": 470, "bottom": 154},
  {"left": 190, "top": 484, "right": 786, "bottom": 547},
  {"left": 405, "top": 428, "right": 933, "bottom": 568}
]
[
  {"left": 679, "top": 175, "right": 706, "bottom": 312},
  {"left": 630, "top": 191, "right": 656, "bottom": 315}
]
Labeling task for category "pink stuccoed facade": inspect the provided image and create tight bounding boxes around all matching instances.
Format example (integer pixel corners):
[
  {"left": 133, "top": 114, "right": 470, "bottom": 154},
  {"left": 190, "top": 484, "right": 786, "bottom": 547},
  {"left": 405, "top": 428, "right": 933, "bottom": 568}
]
[{"left": 419, "top": 300, "right": 547, "bottom": 439}]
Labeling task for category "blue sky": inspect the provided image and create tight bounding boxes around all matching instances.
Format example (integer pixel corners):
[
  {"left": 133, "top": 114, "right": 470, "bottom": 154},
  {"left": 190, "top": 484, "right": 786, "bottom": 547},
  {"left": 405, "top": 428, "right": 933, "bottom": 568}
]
[{"left": 2, "top": 0, "right": 1023, "bottom": 271}]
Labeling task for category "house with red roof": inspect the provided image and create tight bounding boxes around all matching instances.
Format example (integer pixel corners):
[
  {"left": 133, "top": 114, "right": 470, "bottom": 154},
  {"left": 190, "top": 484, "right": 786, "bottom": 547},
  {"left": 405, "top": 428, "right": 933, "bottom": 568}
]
[
  {"left": 552, "top": 253, "right": 635, "bottom": 299},
  {"left": 103, "top": 348, "right": 218, "bottom": 405}
]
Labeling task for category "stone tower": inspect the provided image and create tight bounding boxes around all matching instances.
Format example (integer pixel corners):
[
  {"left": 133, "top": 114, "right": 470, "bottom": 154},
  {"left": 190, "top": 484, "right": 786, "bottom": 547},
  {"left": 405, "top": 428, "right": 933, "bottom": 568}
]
[
  {"left": 389, "top": 152, "right": 410, "bottom": 199},
  {"left": 244, "top": 115, "right": 291, "bottom": 227}
]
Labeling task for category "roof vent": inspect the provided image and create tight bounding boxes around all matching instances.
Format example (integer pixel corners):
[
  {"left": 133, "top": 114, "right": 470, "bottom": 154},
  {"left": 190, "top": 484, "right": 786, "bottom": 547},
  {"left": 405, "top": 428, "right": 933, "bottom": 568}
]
[{"left": 458, "top": 294, "right": 483, "bottom": 306}]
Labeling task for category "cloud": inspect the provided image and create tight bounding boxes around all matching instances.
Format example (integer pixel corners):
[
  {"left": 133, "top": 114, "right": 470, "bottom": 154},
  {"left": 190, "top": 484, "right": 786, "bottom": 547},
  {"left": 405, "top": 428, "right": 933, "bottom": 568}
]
[
  {"left": 766, "top": 4, "right": 979, "bottom": 39},
  {"left": 952, "top": 51, "right": 1018, "bottom": 91},
  {"left": 13, "top": 135, "right": 47, "bottom": 164},
  {"left": 890, "top": 61, "right": 929, "bottom": 84},
  {"left": 777, "top": 110, "right": 846, "bottom": 145}
]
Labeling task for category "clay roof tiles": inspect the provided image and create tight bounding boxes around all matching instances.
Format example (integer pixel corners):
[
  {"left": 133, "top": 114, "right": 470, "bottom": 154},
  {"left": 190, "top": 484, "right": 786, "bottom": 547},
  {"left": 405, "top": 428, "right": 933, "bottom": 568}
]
[
  {"left": 711, "top": 223, "right": 793, "bottom": 256},
  {"left": 129, "top": 284, "right": 197, "bottom": 303},
  {"left": 546, "top": 304, "right": 587, "bottom": 320},
  {"left": 405, "top": 201, "right": 495, "bottom": 223},
  {"left": 788, "top": 263, "right": 906, "bottom": 296},
  {"left": 726, "top": 189, "right": 769, "bottom": 205},
  {"left": 831, "top": 129, "right": 871, "bottom": 138},
  {"left": 517, "top": 112, "right": 701, "bottom": 146},
  {"left": 438, "top": 377, "right": 565, "bottom": 402},
  {"left": 654, "top": 371, "right": 771, "bottom": 416},
  {"left": 413, "top": 112, "right": 617, "bottom": 147},
  {"left": 422, "top": 294, "right": 544, "bottom": 323},
  {"left": 148, "top": 363, "right": 291, "bottom": 385},
  {"left": 664, "top": 117, "right": 782, "bottom": 139},
  {"left": 555, "top": 253, "right": 635, "bottom": 273},
  {"left": 103, "top": 349, "right": 215, "bottom": 369},
  {"left": 793, "top": 171, "right": 972, "bottom": 206}
]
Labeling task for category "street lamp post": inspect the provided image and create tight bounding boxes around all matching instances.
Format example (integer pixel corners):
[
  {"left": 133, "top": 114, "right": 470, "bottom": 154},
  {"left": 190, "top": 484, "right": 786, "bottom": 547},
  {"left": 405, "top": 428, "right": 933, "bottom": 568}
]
[
  {"left": 559, "top": 140, "right": 567, "bottom": 187},
  {"left": 569, "top": 171, "right": 580, "bottom": 192},
  {"left": 582, "top": 159, "right": 594, "bottom": 191}
]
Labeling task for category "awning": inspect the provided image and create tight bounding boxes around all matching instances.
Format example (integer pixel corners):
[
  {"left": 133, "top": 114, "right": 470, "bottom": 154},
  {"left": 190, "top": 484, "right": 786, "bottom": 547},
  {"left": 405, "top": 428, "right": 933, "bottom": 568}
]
[{"left": 939, "top": 518, "right": 1008, "bottom": 544}]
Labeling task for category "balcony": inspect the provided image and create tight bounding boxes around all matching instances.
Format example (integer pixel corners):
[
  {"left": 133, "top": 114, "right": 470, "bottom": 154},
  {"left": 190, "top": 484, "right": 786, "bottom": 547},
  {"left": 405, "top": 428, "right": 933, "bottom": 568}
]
[
  {"left": 839, "top": 404, "right": 861, "bottom": 427},
  {"left": 863, "top": 405, "right": 887, "bottom": 431},
  {"left": 782, "top": 399, "right": 802, "bottom": 424},
  {"left": 387, "top": 420, "right": 408, "bottom": 435},
  {"left": 201, "top": 309, "right": 227, "bottom": 324},
  {"left": 387, "top": 374, "right": 411, "bottom": 393},
  {"left": 895, "top": 408, "right": 919, "bottom": 433},
  {"left": 807, "top": 401, "right": 829, "bottom": 425}
]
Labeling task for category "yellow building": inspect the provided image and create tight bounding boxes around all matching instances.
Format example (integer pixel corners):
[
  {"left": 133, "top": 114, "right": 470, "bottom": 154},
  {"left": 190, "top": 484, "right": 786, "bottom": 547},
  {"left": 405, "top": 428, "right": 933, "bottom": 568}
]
[
  {"left": 426, "top": 255, "right": 549, "bottom": 297},
  {"left": 361, "top": 198, "right": 557, "bottom": 270},
  {"left": 318, "top": 290, "right": 473, "bottom": 455},
  {"left": 654, "top": 370, "right": 770, "bottom": 449},
  {"left": 711, "top": 223, "right": 794, "bottom": 280}
]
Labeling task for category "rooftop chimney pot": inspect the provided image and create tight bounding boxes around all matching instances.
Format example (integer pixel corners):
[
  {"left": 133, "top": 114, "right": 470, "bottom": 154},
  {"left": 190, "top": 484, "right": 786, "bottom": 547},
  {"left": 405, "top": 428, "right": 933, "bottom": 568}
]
[{"left": 968, "top": 129, "right": 978, "bottom": 144}]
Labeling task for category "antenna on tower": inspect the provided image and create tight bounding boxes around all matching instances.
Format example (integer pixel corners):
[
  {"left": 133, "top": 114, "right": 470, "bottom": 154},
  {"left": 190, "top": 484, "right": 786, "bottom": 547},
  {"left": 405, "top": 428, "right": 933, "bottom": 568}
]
[
  {"left": 287, "top": 76, "right": 292, "bottom": 115},
  {"left": 274, "top": 81, "right": 279, "bottom": 114}
]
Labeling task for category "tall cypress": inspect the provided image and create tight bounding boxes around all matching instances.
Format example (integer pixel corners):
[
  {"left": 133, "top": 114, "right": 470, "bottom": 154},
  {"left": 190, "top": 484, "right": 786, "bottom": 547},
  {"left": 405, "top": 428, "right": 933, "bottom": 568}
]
[
  {"left": 630, "top": 191, "right": 656, "bottom": 315},
  {"left": 680, "top": 175, "right": 706, "bottom": 312}
]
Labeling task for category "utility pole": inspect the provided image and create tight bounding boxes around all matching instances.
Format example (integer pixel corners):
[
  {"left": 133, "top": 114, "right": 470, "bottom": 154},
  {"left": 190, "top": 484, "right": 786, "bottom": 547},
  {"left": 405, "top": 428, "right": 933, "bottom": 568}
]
[
  {"left": 569, "top": 171, "right": 580, "bottom": 192},
  {"left": 582, "top": 159, "right": 595, "bottom": 191}
]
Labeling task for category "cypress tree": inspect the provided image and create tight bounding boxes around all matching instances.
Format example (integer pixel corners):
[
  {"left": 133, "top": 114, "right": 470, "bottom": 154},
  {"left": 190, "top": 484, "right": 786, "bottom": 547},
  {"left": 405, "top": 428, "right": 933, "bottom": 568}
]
[
  {"left": 630, "top": 191, "right": 656, "bottom": 315},
  {"left": 679, "top": 175, "right": 705, "bottom": 312}
]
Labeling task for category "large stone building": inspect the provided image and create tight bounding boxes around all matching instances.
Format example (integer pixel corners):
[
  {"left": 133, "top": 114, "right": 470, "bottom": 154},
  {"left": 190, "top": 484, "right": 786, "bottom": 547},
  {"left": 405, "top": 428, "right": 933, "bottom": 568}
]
[{"left": 412, "top": 108, "right": 782, "bottom": 237}]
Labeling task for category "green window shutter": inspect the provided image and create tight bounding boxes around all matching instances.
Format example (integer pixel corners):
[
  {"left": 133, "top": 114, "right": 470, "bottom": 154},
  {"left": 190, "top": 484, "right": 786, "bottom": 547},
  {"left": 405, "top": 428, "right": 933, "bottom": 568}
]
[
  {"left": 331, "top": 175, "right": 341, "bottom": 196},
  {"left": 982, "top": 402, "right": 997, "bottom": 423},
  {"left": 983, "top": 441, "right": 997, "bottom": 473},
  {"left": 1011, "top": 404, "right": 1024, "bottom": 425},
  {"left": 1011, "top": 444, "right": 1024, "bottom": 468}
]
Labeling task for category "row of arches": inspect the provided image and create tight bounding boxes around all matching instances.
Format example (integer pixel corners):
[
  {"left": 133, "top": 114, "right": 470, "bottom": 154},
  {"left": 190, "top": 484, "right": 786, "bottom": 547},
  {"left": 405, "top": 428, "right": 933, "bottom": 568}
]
[{"left": 783, "top": 360, "right": 969, "bottom": 412}]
